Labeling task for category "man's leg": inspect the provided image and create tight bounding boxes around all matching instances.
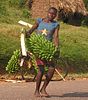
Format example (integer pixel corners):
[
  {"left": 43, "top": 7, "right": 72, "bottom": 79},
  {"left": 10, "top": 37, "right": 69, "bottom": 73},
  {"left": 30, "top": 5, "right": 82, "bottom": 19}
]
[
  {"left": 34, "top": 65, "right": 44, "bottom": 97},
  {"left": 40, "top": 67, "right": 55, "bottom": 97}
]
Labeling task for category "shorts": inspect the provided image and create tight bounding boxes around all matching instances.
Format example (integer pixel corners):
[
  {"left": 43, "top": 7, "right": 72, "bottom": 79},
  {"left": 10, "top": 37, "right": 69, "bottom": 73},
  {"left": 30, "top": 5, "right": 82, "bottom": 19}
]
[{"left": 36, "top": 59, "right": 55, "bottom": 67}]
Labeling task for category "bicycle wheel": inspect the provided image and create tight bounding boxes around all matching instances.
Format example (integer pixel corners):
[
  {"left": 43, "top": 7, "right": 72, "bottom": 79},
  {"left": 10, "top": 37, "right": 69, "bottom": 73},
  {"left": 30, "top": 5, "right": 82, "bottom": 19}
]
[{"left": 52, "top": 57, "right": 68, "bottom": 81}]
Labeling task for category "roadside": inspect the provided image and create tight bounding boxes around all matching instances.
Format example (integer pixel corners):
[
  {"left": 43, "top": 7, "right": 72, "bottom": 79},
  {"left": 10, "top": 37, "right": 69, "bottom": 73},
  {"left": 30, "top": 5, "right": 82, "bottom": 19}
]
[{"left": 0, "top": 72, "right": 88, "bottom": 84}]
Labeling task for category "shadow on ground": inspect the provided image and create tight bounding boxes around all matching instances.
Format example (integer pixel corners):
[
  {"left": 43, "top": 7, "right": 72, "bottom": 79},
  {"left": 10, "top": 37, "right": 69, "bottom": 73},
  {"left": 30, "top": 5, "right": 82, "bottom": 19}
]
[{"left": 59, "top": 92, "right": 88, "bottom": 97}]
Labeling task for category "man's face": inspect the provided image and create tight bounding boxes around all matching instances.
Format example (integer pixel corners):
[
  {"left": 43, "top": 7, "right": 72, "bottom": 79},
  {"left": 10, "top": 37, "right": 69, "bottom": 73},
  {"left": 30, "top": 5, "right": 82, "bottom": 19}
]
[{"left": 47, "top": 9, "right": 57, "bottom": 21}]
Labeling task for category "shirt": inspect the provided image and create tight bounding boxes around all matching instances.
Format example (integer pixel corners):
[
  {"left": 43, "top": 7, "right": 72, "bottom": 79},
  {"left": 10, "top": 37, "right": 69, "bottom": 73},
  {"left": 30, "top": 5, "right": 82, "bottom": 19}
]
[{"left": 36, "top": 18, "right": 59, "bottom": 41}]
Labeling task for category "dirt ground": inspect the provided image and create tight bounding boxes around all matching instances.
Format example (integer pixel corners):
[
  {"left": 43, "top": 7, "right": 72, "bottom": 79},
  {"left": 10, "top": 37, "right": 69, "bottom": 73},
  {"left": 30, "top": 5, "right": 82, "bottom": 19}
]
[{"left": 0, "top": 80, "right": 88, "bottom": 100}]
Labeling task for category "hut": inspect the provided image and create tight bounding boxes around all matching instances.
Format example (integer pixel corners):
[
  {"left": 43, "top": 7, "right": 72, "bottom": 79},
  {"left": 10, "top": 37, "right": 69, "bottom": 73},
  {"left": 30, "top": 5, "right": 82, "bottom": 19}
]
[{"left": 28, "top": 0, "right": 88, "bottom": 25}]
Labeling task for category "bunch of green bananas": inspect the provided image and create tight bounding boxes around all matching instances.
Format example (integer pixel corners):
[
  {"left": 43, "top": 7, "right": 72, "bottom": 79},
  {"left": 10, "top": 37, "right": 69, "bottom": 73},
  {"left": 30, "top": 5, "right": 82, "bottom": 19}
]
[
  {"left": 26, "top": 33, "right": 59, "bottom": 61},
  {"left": 6, "top": 49, "right": 20, "bottom": 73}
]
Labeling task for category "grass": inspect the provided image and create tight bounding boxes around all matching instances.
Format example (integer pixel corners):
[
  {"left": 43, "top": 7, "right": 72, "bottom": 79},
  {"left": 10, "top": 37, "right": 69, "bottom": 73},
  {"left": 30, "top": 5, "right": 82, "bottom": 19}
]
[
  {"left": 60, "top": 23, "right": 88, "bottom": 61},
  {"left": 68, "top": 73, "right": 88, "bottom": 80},
  {"left": 59, "top": 22, "right": 88, "bottom": 73},
  {"left": 0, "top": 0, "right": 34, "bottom": 24},
  {"left": 0, "top": 24, "right": 20, "bottom": 67}
]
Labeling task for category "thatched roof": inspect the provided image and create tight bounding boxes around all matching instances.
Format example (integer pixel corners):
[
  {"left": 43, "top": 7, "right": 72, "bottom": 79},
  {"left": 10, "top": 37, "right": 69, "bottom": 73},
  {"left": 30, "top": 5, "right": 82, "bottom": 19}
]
[
  {"left": 57, "top": 0, "right": 88, "bottom": 15},
  {"left": 28, "top": 0, "right": 88, "bottom": 25}
]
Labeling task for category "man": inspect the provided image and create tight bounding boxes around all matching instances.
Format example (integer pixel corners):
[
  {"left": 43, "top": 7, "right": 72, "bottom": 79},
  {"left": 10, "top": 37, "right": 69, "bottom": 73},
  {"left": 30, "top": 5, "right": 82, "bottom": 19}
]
[{"left": 26, "top": 7, "right": 60, "bottom": 97}]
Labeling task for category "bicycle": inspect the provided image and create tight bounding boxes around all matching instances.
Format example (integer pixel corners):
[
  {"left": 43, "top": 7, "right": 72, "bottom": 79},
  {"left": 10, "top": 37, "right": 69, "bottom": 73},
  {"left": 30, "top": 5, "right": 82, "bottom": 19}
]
[{"left": 6, "top": 20, "right": 68, "bottom": 82}]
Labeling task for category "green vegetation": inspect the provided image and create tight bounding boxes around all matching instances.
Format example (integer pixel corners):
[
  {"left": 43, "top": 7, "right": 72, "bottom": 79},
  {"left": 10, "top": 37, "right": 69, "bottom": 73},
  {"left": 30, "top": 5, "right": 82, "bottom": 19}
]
[
  {"left": 0, "top": 24, "right": 20, "bottom": 68},
  {"left": 26, "top": 33, "right": 59, "bottom": 61},
  {"left": 0, "top": 0, "right": 33, "bottom": 24},
  {"left": 0, "top": 0, "right": 88, "bottom": 75},
  {"left": 6, "top": 49, "right": 20, "bottom": 73},
  {"left": 60, "top": 23, "right": 88, "bottom": 73}
]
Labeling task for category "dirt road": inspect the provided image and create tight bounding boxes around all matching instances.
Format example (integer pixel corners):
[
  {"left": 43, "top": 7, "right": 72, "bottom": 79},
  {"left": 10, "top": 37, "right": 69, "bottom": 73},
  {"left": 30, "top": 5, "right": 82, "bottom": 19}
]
[{"left": 0, "top": 80, "right": 88, "bottom": 100}]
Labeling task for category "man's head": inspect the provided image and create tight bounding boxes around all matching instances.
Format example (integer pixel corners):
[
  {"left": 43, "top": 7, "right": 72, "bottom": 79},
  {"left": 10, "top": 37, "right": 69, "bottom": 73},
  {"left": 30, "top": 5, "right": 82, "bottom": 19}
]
[{"left": 47, "top": 7, "right": 57, "bottom": 21}]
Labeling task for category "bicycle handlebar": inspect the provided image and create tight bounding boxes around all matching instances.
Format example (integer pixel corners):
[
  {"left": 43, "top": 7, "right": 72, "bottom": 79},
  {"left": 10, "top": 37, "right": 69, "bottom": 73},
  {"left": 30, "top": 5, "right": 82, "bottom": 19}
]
[{"left": 18, "top": 20, "right": 33, "bottom": 28}]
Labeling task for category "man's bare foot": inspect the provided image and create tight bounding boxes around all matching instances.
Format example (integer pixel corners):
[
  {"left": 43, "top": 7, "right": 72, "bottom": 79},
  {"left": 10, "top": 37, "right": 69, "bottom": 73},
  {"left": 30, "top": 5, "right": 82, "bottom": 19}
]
[
  {"left": 34, "top": 91, "right": 41, "bottom": 97},
  {"left": 40, "top": 89, "right": 50, "bottom": 97}
]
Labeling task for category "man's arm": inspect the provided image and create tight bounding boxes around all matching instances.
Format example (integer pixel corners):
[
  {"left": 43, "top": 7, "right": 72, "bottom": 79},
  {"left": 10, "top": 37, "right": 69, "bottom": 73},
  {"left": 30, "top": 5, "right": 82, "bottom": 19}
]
[
  {"left": 26, "top": 21, "right": 39, "bottom": 37},
  {"left": 53, "top": 25, "right": 60, "bottom": 47}
]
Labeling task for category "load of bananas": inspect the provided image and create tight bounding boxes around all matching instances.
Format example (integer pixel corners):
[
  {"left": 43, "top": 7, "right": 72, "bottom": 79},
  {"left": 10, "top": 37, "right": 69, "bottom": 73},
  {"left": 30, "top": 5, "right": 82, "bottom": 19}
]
[
  {"left": 6, "top": 49, "right": 20, "bottom": 73},
  {"left": 26, "top": 33, "right": 59, "bottom": 61},
  {"left": 6, "top": 33, "right": 60, "bottom": 73}
]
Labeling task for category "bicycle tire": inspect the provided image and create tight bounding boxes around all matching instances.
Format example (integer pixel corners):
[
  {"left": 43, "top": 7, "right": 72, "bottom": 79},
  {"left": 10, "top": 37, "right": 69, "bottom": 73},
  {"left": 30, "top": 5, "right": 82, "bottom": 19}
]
[
  {"left": 32, "top": 57, "right": 68, "bottom": 81},
  {"left": 19, "top": 56, "right": 68, "bottom": 82},
  {"left": 52, "top": 57, "right": 68, "bottom": 81}
]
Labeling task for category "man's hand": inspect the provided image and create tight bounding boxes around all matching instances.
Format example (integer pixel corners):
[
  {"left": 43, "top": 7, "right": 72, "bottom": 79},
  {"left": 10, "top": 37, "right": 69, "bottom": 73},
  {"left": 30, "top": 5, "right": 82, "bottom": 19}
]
[{"left": 25, "top": 30, "right": 31, "bottom": 38}]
